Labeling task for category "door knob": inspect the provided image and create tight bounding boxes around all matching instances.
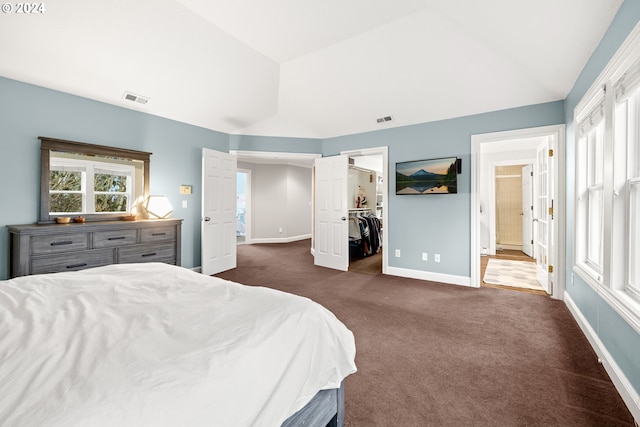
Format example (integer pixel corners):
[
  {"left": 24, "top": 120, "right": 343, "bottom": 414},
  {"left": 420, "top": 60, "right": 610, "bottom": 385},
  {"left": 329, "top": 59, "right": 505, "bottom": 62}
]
[
  {"left": 341, "top": 217, "right": 347, "bottom": 221},
  {"left": 204, "top": 217, "right": 211, "bottom": 222}
]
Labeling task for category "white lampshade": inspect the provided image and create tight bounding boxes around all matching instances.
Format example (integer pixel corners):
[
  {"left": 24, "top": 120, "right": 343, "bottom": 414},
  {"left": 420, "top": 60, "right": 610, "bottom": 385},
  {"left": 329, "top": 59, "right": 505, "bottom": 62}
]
[{"left": 145, "top": 195, "right": 173, "bottom": 219}]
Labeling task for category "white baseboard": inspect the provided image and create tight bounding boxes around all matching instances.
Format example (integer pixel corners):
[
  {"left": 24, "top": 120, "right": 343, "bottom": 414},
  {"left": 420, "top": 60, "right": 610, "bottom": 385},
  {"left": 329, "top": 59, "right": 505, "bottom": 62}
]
[
  {"left": 190, "top": 266, "right": 202, "bottom": 273},
  {"left": 386, "top": 266, "right": 471, "bottom": 287},
  {"left": 249, "top": 234, "right": 311, "bottom": 244},
  {"left": 564, "top": 293, "right": 640, "bottom": 422}
]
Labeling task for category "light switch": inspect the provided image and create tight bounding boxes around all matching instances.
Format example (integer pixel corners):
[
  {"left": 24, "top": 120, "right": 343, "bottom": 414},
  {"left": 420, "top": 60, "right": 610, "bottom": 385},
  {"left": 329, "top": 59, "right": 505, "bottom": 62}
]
[{"left": 182, "top": 200, "right": 188, "bottom": 208}]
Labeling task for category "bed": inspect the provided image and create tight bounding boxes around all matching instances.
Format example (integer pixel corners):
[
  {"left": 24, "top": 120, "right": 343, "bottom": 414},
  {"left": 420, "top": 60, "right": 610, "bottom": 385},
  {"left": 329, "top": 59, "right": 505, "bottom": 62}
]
[{"left": 0, "top": 262, "right": 357, "bottom": 426}]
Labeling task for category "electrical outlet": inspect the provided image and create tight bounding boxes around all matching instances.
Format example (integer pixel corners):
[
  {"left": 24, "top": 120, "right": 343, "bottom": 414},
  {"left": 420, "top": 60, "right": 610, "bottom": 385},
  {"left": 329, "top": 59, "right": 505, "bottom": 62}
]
[
  {"left": 278, "top": 227, "right": 283, "bottom": 233},
  {"left": 395, "top": 249, "right": 401, "bottom": 258},
  {"left": 182, "top": 200, "right": 187, "bottom": 208},
  {"left": 434, "top": 254, "right": 441, "bottom": 263},
  {"left": 422, "top": 252, "right": 428, "bottom": 261}
]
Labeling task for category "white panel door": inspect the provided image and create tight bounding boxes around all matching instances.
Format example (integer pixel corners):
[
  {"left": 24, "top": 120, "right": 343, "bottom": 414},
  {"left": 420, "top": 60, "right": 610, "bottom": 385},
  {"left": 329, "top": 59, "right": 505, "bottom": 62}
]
[
  {"left": 522, "top": 164, "right": 534, "bottom": 257},
  {"left": 534, "top": 138, "right": 553, "bottom": 294},
  {"left": 314, "top": 155, "right": 349, "bottom": 271},
  {"left": 202, "top": 148, "right": 237, "bottom": 275}
]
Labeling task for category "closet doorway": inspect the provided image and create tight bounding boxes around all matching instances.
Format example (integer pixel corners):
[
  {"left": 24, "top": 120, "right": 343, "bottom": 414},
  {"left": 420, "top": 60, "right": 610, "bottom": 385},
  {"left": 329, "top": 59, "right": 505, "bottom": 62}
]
[
  {"left": 347, "top": 155, "right": 384, "bottom": 274},
  {"left": 342, "top": 147, "right": 388, "bottom": 275},
  {"left": 313, "top": 146, "right": 388, "bottom": 274},
  {"left": 494, "top": 164, "right": 533, "bottom": 255}
]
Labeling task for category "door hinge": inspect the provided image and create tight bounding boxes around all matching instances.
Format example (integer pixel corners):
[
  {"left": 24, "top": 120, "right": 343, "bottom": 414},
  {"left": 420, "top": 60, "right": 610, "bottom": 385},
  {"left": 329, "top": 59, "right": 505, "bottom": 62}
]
[
  {"left": 548, "top": 265, "right": 554, "bottom": 273},
  {"left": 531, "top": 240, "right": 533, "bottom": 244},
  {"left": 531, "top": 171, "right": 533, "bottom": 176},
  {"left": 548, "top": 207, "right": 553, "bottom": 216},
  {"left": 548, "top": 149, "right": 554, "bottom": 157}
]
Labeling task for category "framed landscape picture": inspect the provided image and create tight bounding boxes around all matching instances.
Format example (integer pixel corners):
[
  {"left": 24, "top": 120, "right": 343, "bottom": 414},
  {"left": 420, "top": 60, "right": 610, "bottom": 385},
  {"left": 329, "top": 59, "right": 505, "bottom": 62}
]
[{"left": 396, "top": 157, "right": 458, "bottom": 194}]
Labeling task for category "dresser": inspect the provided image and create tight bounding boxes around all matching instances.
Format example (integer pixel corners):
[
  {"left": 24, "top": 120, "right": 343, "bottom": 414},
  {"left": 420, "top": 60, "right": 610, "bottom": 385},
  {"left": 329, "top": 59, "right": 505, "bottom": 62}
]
[{"left": 8, "top": 219, "right": 182, "bottom": 278}]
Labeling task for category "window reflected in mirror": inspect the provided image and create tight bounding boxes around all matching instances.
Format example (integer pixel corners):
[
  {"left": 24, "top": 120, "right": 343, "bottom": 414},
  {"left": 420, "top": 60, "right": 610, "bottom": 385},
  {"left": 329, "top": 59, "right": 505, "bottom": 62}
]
[
  {"left": 49, "top": 152, "right": 144, "bottom": 215},
  {"left": 40, "top": 137, "right": 151, "bottom": 223}
]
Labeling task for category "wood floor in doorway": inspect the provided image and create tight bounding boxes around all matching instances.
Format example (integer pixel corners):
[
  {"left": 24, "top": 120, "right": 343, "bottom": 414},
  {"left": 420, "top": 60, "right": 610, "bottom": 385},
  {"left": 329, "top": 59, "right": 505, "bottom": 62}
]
[{"left": 481, "top": 249, "right": 545, "bottom": 295}]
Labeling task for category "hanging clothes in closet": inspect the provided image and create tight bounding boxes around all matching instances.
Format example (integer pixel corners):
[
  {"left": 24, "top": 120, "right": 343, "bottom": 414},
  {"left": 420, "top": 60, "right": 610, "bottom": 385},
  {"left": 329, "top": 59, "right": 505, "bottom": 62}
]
[{"left": 348, "top": 210, "right": 382, "bottom": 259}]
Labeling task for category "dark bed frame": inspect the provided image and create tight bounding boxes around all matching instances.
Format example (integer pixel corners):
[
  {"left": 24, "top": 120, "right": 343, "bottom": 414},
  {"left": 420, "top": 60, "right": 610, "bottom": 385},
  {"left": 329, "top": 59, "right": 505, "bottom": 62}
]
[{"left": 281, "top": 381, "right": 345, "bottom": 427}]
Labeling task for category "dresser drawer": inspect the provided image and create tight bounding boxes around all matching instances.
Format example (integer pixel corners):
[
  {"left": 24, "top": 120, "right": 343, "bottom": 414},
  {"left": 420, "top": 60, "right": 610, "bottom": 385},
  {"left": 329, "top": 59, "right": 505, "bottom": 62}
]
[
  {"left": 140, "top": 226, "right": 175, "bottom": 243},
  {"left": 93, "top": 229, "right": 138, "bottom": 248},
  {"left": 30, "top": 233, "right": 89, "bottom": 255},
  {"left": 31, "top": 249, "right": 115, "bottom": 275},
  {"left": 9, "top": 219, "right": 182, "bottom": 278},
  {"left": 118, "top": 242, "right": 176, "bottom": 264}
]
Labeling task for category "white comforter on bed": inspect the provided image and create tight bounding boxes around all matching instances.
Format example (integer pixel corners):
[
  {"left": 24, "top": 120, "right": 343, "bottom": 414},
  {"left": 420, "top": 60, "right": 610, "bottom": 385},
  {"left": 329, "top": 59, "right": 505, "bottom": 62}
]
[{"left": 0, "top": 263, "right": 356, "bottom": 427}]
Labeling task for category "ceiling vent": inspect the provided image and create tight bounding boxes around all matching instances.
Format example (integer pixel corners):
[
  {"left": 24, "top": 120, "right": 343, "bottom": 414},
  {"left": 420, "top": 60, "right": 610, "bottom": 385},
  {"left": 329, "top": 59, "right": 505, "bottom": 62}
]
[
  {"left": 122, "top": 91, "right": 150, "bottom": 105},
  {"left": 376, "top": 115, "right": 393, "bottom": 124}
]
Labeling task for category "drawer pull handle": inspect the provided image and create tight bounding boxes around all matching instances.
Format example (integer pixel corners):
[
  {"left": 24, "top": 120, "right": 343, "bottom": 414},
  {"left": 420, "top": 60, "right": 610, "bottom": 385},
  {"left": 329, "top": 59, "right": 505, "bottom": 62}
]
[
  {"left": 142, "top": 252, "right": 157, "bottom": 257},
  {"left": 108, "top": 236, "right": 126, "bottom": 240},
  {"left": 66, "top": 263, "right": 87, "bottom": 269},
  {"left": 51, "top": 241, "right": 73, "bottom": 246},
  {"left": 152, "top": 233, "right": 166, "bottom": 236}
]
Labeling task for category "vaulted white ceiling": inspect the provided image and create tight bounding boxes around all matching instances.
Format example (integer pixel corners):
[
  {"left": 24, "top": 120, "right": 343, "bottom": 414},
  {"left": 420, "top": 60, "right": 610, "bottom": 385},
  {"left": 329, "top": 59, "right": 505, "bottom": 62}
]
[{"left": 0, "top": 0, "right": 623, "bottom": 139}]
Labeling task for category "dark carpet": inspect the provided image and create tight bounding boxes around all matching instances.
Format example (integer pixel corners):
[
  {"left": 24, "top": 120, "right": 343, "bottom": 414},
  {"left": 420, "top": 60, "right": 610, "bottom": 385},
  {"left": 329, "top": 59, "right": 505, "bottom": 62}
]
[{"left": 216, "top": 240, "right": 635, "bottom": 427}]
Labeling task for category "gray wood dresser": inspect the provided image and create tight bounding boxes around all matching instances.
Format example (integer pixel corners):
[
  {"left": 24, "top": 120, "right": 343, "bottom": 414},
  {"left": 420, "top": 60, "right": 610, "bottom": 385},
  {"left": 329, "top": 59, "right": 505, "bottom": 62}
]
[{"left": 8, "top": 219, "right": 182, "bottom": 278}]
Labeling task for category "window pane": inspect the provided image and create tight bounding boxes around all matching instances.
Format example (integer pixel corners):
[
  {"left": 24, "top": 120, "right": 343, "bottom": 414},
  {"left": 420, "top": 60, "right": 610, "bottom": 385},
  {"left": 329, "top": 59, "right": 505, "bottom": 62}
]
[
  {"left": 50, "top": 170, "right": 81, "bottom": 191},
  {"left": 95, "top": 173, "right": 128, "bottom": 192},
  {"left": 587, "top": 187, "right": 603, "bottom": 269},
  {"left": 95, "top": 194, "right": 128, "bottom": 212},
  {"left": 630, "top": 183, "right": 640, "bottom": 289},
  {"left": 587, "top": 125, "right": 604, "bottom": 186},
  {"left": 50, "top": 193, "right": 82, "bottom": 213}
]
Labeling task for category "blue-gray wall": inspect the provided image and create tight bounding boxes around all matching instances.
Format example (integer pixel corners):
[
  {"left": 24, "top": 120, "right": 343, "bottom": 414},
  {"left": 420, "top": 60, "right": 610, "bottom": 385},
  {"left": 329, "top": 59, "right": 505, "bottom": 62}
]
[
  {"left": 0, "top": 1, "right": 638, "bottom": 403},
  {"left": 563, "top": 0, "right": 640, "bottom": 397},
  {"left": 324, "top": 102, "right": 564, "bottom": 277},
  {"left": 0, "top": 77, "right": 230, "bottom": 278},
  {"left": 0, "top": 77, "right": 323, "bottom": 280}
]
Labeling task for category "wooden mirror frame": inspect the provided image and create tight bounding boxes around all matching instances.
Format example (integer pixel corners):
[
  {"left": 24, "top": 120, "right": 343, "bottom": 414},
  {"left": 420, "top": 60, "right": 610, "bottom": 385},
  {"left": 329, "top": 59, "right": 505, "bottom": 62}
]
[{"left": 40, "top": 136, "right": 151, "bottom": 223}]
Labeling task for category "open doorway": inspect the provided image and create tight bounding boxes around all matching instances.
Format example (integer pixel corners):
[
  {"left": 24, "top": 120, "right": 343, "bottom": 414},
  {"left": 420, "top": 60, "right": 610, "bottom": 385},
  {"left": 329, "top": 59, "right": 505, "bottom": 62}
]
[
  {"left": 347, "top": 154, "right": 384, "bottom": 275},
  {"left": 471, "top": 125, "right": 566, "bottom": 299},
  {"left": 236, "top": 169, "right": 250, "bottom": 245},
  {"left": 482, "top": 162, "right": 542, "bottom": 293},
  {"left": 313, "top": 146, "right": 389, "bottom": 274}
]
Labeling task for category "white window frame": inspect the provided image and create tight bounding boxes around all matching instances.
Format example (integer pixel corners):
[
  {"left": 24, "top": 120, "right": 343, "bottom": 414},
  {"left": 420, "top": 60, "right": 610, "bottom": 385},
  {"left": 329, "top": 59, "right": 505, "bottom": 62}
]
[
  {"left": 50, "top": 157, "right": 135, "bottom": 215},
  {"left": 613, "top": 76, "right": 640, "bottom": 304},
  {"left": 573, "top": 21, "right": 640, "bottom": 334},
  {"left": 575, "top": 93, "right": 606, "bottom": 285}
]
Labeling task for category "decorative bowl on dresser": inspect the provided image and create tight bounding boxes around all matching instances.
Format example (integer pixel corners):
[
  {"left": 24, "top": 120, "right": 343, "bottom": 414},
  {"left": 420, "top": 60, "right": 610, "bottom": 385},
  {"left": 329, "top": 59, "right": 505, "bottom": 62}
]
[{"left": 8, "top": 218, "right": 182, "bottom": 278}]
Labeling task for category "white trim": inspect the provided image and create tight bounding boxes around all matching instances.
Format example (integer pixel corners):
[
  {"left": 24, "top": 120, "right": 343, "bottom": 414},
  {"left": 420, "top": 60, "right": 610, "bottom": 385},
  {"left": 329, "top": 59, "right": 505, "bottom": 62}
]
[
  {"left": 190, "top": 266, "right": 203, "bottom": 273},
  {"left": 231, "top": 150, "right": 321, "bottom": 168},
  {"left": 471, "top": 124, "right": 566, "bottom": 299},
  {"left": 574, "top": 20, "right": 640, "bottom": 120},
  {"left": 250, "top": 234, "right": 312, "bottom": 244},
  {"left": 386, "top": 266, "right": 471, "bottom": 287},
  {"left": 564, "top": 293, "right": 640, "bottom": 422},
  {"left": 572, "top": 19, "right": 640, "bottom": 336},
  {"left": 340, "top": 146, "right": 389, "bottom": 275}
]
